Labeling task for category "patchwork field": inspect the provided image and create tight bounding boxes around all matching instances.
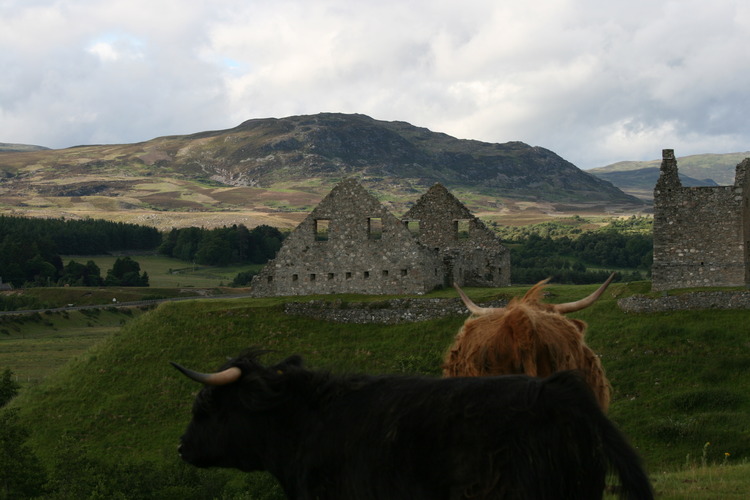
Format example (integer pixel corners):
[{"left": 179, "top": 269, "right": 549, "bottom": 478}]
[{"left": 0, "top": 157, "right": 649, "bottom": 231}]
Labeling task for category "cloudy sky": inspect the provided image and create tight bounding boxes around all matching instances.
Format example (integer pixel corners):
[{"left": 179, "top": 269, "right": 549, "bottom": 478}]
[{"left": 2, "top": 0, "right": 749, "bottom": 169}]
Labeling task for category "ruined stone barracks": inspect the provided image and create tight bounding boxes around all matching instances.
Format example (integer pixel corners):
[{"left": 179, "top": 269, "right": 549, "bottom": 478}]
[
  {"left": 250, "top": 179, "right": 510, "bottom": 296},
  {"left": 652, "top": 149, "right": 750, "bottom": 291}
]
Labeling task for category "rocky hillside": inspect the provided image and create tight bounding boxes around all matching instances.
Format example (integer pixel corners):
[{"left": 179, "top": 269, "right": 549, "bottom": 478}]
[
  {"left": 0, "top": 113, "right": 644, "bottom": 229},
  {"left": 183, "top": 113, "right": 640, "bottom": 202}
]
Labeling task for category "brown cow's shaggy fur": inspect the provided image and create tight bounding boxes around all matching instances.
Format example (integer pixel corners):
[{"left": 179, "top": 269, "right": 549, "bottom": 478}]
[{"left": 443, "top": 280, "right": 612, "bottom": 411}]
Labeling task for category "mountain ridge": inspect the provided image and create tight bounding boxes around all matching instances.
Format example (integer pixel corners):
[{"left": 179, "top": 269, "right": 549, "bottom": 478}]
[
  {"left": 588, "top": 167, "right": 719, "bottom": 201},
  {"left": 0, "top": 113, "right": 644, "bottom": 229},
  {"left": 588, "top": 151, "right": 750, "bottom": 201},
  {"left": 0, "top": 142, "right": 50, "bottom": 153}
]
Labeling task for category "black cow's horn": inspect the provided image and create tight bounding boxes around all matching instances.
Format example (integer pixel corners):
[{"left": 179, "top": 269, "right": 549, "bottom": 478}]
[
  {"left": 553, "top": 272, "right": 616, "bottom": 314},
  {"left": 171, "top": 362, "right": 242, "bottom": 386}
]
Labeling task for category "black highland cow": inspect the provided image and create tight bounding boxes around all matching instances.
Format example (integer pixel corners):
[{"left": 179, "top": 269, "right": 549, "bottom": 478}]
[{"left": 172, "top": 350, "right": 653, "bottom": 500}]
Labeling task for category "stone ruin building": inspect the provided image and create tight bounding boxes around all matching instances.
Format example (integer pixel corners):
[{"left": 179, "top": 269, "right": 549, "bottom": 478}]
[
  {"left": 403, "top": 183, "right": 510, "bottom": 287},
  {"left": 250, "top": 179, "right": 510, "bottom": 296},
  {"left": 652, "top": 149, "right": 750, "bottom": 291}
]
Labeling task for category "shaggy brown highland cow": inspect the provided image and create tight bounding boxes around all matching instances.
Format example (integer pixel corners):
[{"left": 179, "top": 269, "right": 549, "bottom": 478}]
[{"left": 443, "top": 274, "right": 615, "bottom": 411}]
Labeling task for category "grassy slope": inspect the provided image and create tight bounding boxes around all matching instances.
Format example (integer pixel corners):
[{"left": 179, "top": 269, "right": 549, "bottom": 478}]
[
  {"left": 9, "top": 282, "right": 750, "bottom": 496},
  {"left": 0, "top": 309, "right": 140, "bottom": 384},
  {"left": 651, "top": 462, "right": 750, "bottom": 499},
  {"left": 573, "top": 283, "right": 750, "bottom": 468},
  {"left": 591, "top": 151, "right": 750, "bottom": 185}
]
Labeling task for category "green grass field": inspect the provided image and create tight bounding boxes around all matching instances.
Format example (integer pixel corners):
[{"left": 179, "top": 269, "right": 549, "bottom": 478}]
[
  {"left": 650, "top": 462, "right": 750, "bottom": 499},
  {"left": 4, "top": 281, "right": 750, "bottom": 498},
  {"left": 0, "top": 308, "right": 142, "bottom": 385},
  {"left": 61, "top": 254, "right": 263, "bottom": 288}
]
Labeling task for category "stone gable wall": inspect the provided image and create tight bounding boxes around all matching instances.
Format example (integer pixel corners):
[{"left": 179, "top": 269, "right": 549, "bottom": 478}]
[
  {"left": 251, "top": 179, "right": 443, "bottom": 296},
  {"left": 251, "top": 179, "right": 511, "bottom": 297},
  {"left": 403, "top": 184, "right": 511, "bottom": 287}
]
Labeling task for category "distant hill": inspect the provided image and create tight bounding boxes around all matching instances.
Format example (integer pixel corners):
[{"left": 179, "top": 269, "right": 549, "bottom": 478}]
[
  {"left": 588, "top": 167, "right": 719, "bottom": 201},
  {"left": 0, "top": 113, "right": 644, "bottom": 229},
  {"left": 0, "top": 142, "right": 49, "bottom": 153},
  {"left": 588, "top": 152, "right": 750, "bottom": 200}
]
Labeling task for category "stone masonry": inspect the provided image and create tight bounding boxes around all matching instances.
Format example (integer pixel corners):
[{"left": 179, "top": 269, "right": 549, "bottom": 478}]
[
  {"left": 618, "top": 291, "right": 750, "bottom": 313},
  {"left": 403, "top": 184, "right": 510, "bottom": 287},
  {"left": 282, "top": 297, "right": 507, "bottom": 324},
  {"left": 250, "top": 179, "right": 510, "bottom": 296},
  {"left": 651, "top": 149, "right": 750, "bottom": 291}
]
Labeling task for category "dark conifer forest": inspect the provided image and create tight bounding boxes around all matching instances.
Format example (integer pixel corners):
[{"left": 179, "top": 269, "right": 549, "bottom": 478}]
[
  {"left": 0, "top": 216, "right": 286, "bottom": 288},
  {"left": 0, "top": 216, "right": 161, "bottom": 287}
]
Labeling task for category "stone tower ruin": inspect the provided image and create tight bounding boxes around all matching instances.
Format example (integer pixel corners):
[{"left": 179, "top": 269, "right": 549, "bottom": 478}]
[
  {"left": 652, "top": 149, "right": 750, "bottom": 291},
  {"left": 250, "top": 179, "right": 510, "bottom": 296}
]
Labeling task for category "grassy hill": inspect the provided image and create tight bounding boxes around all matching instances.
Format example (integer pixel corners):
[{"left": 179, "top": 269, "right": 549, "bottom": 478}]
[
  {"left": 0, "top": 142, "right": 50, "bottom": 153},
  {"left": 7, "top": 281, "right": 750, "bottom": 498},
  {"left": 589, "top": 151, "right": 750, "bottom": 189},
  {"left": 587, "top": 167, "right": 719, "bottom": 201}
]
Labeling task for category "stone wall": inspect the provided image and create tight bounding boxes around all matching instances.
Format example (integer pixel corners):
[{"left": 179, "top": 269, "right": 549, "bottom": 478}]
[
  {"left": 250, "top": 179, "right": 511, "bottom": 297},
  {"left": 618, "top": 291, "right": 750, "bottom": 313},
  {"left": 403, "top": 184, "right": 510, "bottom": 287},
  {"left": 283, "top": 297, "right": 507, "bottom": 324},
  {"left": 251, "top": 179, "right": 443, "bottom": 296},
  {"left": 651, "top": 149, "right": 750, "bottom": 291}
]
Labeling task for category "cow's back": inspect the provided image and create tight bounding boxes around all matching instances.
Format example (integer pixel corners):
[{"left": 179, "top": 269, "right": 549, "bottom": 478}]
[{"left": 291, "top": 373, "right": 614, "bottom": 499}]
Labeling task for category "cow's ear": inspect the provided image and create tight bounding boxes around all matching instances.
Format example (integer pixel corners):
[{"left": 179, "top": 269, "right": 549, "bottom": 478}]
[
  {"left": 569, "top": 318, "right": 587, "bottom": 334},
  {"left": 281, "top": 355, "right": 304, "bottom": 368},
  {"left": 273, "top": 355, "right": 304, "bottom": 374}
]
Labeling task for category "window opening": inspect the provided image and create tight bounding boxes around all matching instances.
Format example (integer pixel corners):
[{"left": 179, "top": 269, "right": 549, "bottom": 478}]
[
  {"left": 310, "top": 273, "right": 316, "bottom": 281},
  {"left": 404, "top": 220, "right": 420, "bottom": 235},
  {"left": 455, "top": 219, "right": 470, "bottom": 239},
  {"left": 382, "top": 270, "right": 389, "bottom": 278},
  {"left": 328, "top": 273, "right": 335, "bottom": 280},
  {"left": 368, "top": 218, "right": 383, "bottom": 240},
  {"left": 315, "top": 219, "right": 330, "bottom": 241}
]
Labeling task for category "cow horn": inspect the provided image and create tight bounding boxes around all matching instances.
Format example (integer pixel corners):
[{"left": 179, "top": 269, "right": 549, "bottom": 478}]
[
  {"left": 553, "top": 272, "right": 616, "bottom": 314},
  {"left": 170, "top": 362, "right": 242, "bottom": 386},
  {"left": 453, "top": 283, "right": 497, "bottom": 315}
]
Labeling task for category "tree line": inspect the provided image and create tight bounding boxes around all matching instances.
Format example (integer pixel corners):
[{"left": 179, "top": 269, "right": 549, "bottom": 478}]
[
  {"left": 0, "top": 215, "right": 161, "bottom": 255},
  {"left": 1, "top": 214, "right": 653, "bottom": 288},
  {"left": 509, "top": 231, "right": 652, "bottom": 284},
  {"left": 158, "top": 224, "right": 284, "bottom": 266},
  {"left": 0, "top": 216, "right": 285, "bottom": 288},
  {"left": 0, "top": 216, "right": 160, "bottom": 288}
]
